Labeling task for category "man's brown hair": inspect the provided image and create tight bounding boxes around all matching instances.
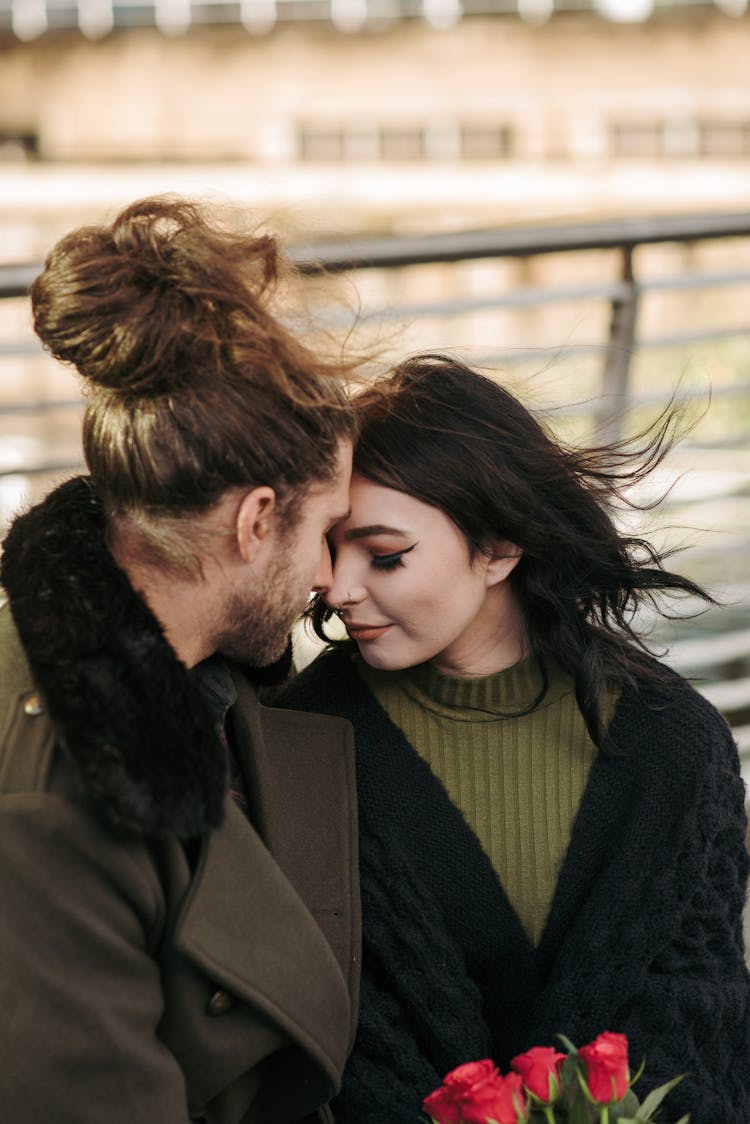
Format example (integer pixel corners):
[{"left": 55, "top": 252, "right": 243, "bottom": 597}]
[{"left": 31, "top": 196, "right": 356, "bottom": 557}]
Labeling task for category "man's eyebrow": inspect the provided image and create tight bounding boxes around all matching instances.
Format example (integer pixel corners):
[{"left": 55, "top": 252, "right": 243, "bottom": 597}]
[{"left": 343, "top": 524, "right": 408, "bottom": 541}]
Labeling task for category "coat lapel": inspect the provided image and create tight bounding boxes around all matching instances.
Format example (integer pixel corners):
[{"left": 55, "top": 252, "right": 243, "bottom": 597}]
[
  {"left": 173, "top": 795, "right": 352, "bottom": 1076},
  {"left": 171, "top": 670, "right": 359, "bottom": 1115},
  {"left": 255, "top": 702, "right": 361, "bottom": 1039},
  {"left": 228, "top": 669, "right": 358, "bottom": 1027}
]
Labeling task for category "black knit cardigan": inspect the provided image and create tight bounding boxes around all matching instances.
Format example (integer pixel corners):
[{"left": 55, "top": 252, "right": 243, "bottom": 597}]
[{"left": 272, "top": 647, "right": 750, "bottom": 1124}]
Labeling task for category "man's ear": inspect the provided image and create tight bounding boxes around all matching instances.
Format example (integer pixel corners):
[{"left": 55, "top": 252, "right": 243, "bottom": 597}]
[
  {"left": 235, "top": 487, "right": 277, "bottom": 563},
  {"left": 485, "top": 541, "right": 523, "bottom": 587}
]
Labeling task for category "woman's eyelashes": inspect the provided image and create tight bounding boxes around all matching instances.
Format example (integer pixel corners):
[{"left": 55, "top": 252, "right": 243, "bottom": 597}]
[{"left": 370, "top": 543, "right": 417, "bottom": 571}]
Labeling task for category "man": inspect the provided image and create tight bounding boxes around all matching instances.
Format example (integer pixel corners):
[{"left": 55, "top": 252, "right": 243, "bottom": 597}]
[{"left": 0, "top": 196, "right": 359, "bottom": 1123}]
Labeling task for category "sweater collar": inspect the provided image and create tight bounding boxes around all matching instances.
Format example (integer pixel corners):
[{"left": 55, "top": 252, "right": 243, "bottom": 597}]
[{"left": 358, "top": 652, "right": 573, "bottom": 721}]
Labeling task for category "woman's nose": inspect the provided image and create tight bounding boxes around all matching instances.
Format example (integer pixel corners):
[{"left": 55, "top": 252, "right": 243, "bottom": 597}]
[{"left": 322, "top": 560, "right": 365, "bottom": 612}]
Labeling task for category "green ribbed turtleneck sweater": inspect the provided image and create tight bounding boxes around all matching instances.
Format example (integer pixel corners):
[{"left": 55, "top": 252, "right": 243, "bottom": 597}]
[{"left": 357, "top": 655, "right": 611, "bottom": 945}]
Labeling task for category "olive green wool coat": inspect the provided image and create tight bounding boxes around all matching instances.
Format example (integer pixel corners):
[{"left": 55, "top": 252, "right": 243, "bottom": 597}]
[{"left": 0, "top": 477, "right": 360, "bottom": 1124}]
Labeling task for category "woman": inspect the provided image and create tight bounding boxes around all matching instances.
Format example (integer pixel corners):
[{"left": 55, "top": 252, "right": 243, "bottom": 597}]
[{"left": 274, "top": 354, "right": 750, "bottom": 1123}]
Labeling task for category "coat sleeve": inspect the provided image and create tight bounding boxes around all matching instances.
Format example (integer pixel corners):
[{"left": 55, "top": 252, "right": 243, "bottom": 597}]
[{"left": 0, "top": 791, "right": 193, "bottom": 1123}]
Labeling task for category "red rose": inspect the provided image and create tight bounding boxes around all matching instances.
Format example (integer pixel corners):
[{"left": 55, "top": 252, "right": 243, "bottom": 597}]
[
  {"left": 423, "top": 1061, "right": 527, "bottom": 1124},
  {"left": 511, "top": 1045, "right": 566, "bottom": 1102},
  {"left": 444, "top": 1060, "right": 500, "bottom": 1091},
  {"left": 422, "top": 1083, "right": 465, "bottom": 1124},
  {"left": 460, "top": 1071, "right": 527, "bottom": 1124},
  {"left": 423, "top": 1060, "right": 499, "bottom": 1124},
  {"left": 578, "top": 1031, "right": 630, "bottom": 1104}
]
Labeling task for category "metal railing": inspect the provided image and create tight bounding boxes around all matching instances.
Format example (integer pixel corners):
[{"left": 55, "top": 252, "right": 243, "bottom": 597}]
[
  {"left": 293, "top": 209, "right": 750, "bottom": 437},
  {"left": 3, "top": 207, "right": 750, "bottom": 464},
  {"left": 2, "top": 207, "right": 750, "bottom": 748}
]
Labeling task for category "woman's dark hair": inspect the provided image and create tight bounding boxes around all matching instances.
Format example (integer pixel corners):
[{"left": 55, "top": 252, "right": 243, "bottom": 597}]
[
  {"left": 310, "top": 353, "right": 712, "bottom": 747},
  {"left": 30, "top": 195, "right": 356, "bottom": 565}
]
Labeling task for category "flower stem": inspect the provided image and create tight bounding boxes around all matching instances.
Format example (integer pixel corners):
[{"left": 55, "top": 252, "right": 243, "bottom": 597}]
[
  {"left": 543, "top": 1107, "right": 556, "bottom": 1124},
  {"left": 599, "top": 1108, "right": 610, "bottom": 1124}
]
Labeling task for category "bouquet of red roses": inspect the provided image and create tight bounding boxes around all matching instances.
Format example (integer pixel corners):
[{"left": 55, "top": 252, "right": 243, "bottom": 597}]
[{"left": 422, "top": 1032, "right": 689, "bottom": 1124}]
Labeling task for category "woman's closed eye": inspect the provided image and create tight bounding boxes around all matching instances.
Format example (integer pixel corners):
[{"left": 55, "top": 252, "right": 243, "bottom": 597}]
[{"left": 370, "top": 543, "right": 417, "bottom": 571}]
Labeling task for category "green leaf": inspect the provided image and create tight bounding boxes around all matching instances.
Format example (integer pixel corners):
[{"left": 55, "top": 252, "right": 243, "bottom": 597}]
[
  {"left": 557, "top": 1034, "right": 579, "bottom": 1057},
  {"left": 558, "top": 1055, "right": 585, "bottom": 1112},
  {"left": 636, "top": 1074, "right": 686, "bottom": 1119},
  {"left": 617, "top": 1089, "right": 641, "bottom": 1114},
  {"left": 629, "top": 1059, "right": 647, "bottom": 1089},
  {"left": 575, "top": 1067, "right": 597, "bottom": 1107}
]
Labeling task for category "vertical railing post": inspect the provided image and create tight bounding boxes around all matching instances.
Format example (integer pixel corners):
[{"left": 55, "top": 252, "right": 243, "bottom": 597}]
[{"left": 598, "top": 244, "right": 638, "bottom": 443}]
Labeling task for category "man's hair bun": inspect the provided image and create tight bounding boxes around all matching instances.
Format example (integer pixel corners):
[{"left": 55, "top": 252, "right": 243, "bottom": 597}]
[
  {"left": 30, "top": 195, "right": 278, "bottom": 397},
  {"left": 26, "top": 193, "right": 358, "bottom": 527}
]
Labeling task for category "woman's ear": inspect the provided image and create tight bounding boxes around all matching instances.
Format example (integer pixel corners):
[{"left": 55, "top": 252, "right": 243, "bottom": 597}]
[
  {"left": 235, "top": 487, "right": 277, "bottom": 563},
  {"left": 484, "top": 541, "right": 523, "bottom": 587}
]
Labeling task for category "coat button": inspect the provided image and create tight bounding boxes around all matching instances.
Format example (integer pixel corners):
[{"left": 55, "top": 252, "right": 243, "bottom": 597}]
[
  {"left": 206, "top": 988, "right": 235, "bottom": 1016},
  {"left": 23, "top": 693, "right": 43, "bottom": 717}
]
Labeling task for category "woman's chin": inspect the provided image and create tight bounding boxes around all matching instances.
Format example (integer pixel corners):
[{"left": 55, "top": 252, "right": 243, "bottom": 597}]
[{"left": 358, "top": 647, "right": 422, "bottom": 673}]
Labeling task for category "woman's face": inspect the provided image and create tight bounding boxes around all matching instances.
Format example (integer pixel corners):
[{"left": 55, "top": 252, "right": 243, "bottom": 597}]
[{"left": 323, "top": 474, "right": 524, "bottom": 676}]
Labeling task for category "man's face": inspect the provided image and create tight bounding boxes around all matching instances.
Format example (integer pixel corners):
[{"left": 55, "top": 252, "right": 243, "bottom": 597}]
[{"left": 216, "top": 438, "right": 352, "bottom": 667}]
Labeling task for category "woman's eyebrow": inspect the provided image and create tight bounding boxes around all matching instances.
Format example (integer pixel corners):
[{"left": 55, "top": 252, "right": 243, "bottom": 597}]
[{"left": 343, "top": 524, "right": 408, "bottom": 541}]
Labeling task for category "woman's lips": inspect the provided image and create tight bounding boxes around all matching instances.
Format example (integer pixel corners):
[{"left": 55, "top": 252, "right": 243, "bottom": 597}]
[{"left": 346, "top": 623, "right": 391, "bottom": 642}]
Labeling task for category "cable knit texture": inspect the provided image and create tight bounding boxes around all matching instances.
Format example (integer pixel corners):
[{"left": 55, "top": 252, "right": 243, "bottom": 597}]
[{"left": 274, "top": 646, "right": 750, "bottom": 1124}]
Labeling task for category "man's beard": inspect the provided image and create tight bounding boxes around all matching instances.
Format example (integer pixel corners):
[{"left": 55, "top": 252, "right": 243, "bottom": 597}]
[{"left": 213, "top": 547, "right": 306, "bottom": 668}]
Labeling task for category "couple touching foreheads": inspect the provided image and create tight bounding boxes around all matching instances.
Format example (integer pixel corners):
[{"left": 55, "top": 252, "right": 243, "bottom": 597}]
[{"left": 1, "top": 196, "right": 748, "bottom": 1124}]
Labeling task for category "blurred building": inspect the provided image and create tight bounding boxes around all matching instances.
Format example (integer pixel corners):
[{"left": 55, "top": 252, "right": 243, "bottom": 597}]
[{"left": 1, "top": 0, "right": 750, "bottom": 256}]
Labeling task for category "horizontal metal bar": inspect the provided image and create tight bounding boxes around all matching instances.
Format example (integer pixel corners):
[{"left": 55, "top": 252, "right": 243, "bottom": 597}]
[
  {"left": 0, "top": 460, "right": 84, "bottom": 478},
  {"left": 667, "top": 628, "right": 750, "bottom": 675},
  {"left": 473, "top": 325, "right": 749, "bottom": 367},
  {"left": 617, "top": 378, "right": 750, "bottom": 409},
  {"left": 5, "top": 211, "right": 750, "bottom": 298},
  {"left": 1, "top": 299, "right": 745, "bottom": 361},
  {"left": 0, "top": 341, "right": 45, "bottom": 358},
  {"left": 291, "top": 211, "right": 750, "bottom": 273},
  {"left": 636, "top": 324, "right": 750, "bottom": 349},
  {"left": 0, "top": 398, "right": 84, "bottom": 415},
  {"left": 344, "top": 270, "right": 750, "bottom": 327},
  {"left": 334, "top": 279, "right": 632, "bottom": 325},
  {"left": 639, "top": 267, "right": 750, "bottom": 294},
  {"left": 0, "top": 264, "right": 40, "bottom": 299},
  {"left": 470, "top": 342, "right": 608, "bottom": 365},
  {"left": 699, "top": 676, "right": 750, "bottom": 716},
  {"left": 734, "top": 725, "right": 750, "bottom": 755},
  {"left": 5, "top": 267, "right": 750, "bottom": 324}
]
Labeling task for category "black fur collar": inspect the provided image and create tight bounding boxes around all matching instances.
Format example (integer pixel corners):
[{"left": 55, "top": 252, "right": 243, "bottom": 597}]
[{"left": 1, "top": 476, "right": 226, "bottom": 839}]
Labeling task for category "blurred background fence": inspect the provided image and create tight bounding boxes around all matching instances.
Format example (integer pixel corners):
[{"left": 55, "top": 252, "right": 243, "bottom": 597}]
[{"left": 2, "top": 208, "right": 750, "bottom": 777}]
